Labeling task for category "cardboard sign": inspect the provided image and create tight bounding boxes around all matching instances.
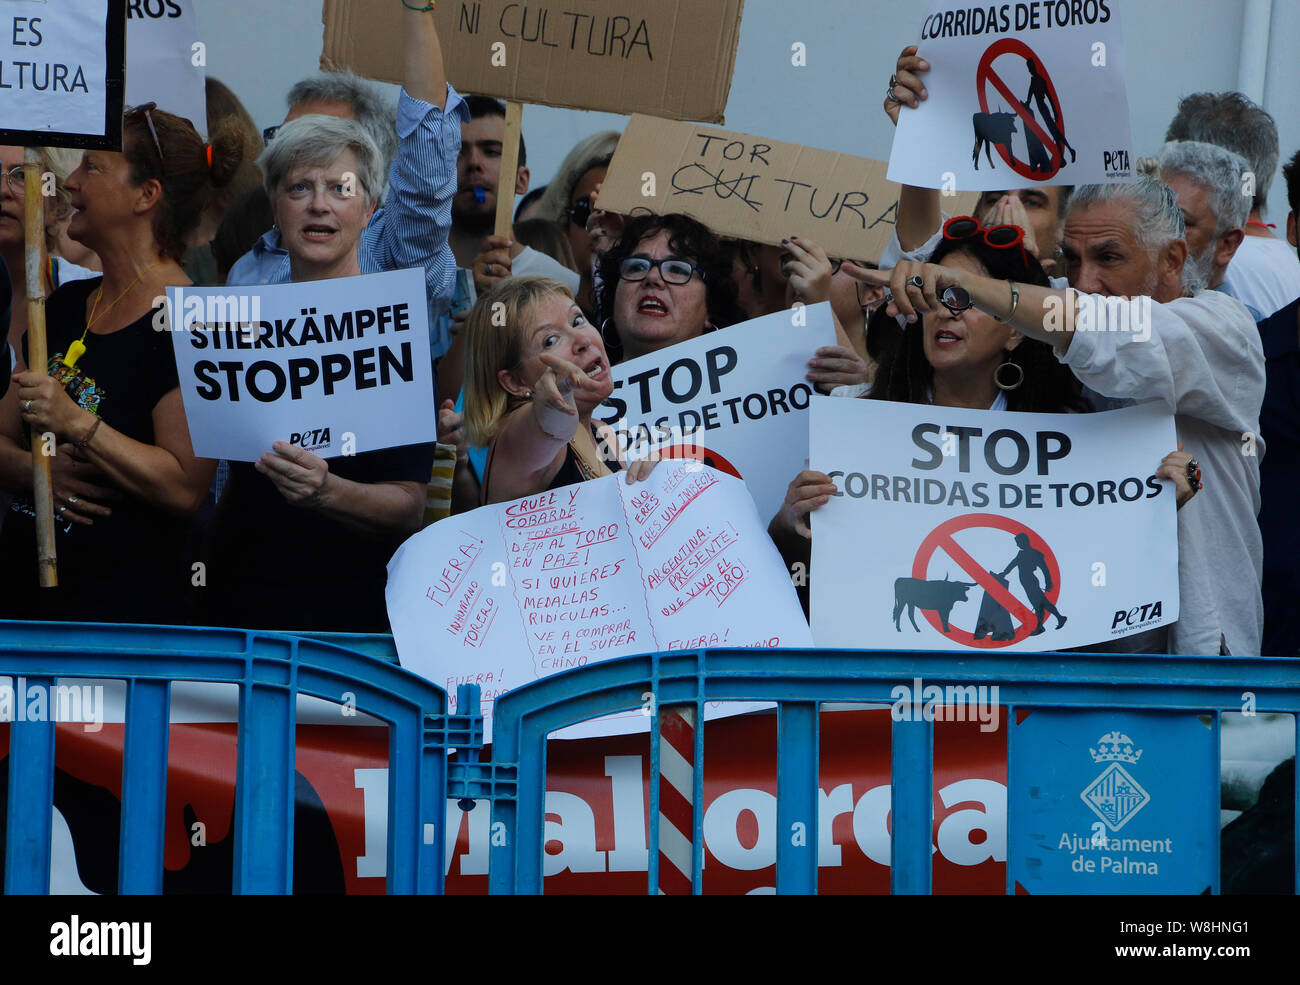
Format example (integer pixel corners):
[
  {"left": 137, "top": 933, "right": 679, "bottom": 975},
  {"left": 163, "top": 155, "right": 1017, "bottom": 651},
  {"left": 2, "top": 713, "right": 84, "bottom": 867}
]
[
  {"left": 386, "top": 463, "right": 811, "bottom": 741},
  {"left": 593, "top": 303, "right": 837, "bottom": 526},
  {"left": 810, "top": 398, "right": 1179, "bottom": 651},
  {"left": 599, "top": 115, "right": 981, "bottom": 262},
  {"left": 125, "top": 0, "right": 206, "bottom": 137},
  {"left": 320, "top": 0, "right": 744, "bottom": 122},
  {"left": 888, "top": 0, "right": 1134, "bottom": 190},
  {"left": 1008, "top": 709, "right": 1217, "bottom": 893},
  {"left": 166, "top": 268, "right": 436, "bottom": 461},
  {"left": 0, "top": 0, "right": 126, "bottom": 149}
]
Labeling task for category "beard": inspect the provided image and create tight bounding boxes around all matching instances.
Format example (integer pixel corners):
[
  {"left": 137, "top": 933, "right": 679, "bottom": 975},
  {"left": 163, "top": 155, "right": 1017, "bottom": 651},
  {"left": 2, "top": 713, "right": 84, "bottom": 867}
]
[{"left": 452, "top": 200, "right": 495, "bottom": 235}]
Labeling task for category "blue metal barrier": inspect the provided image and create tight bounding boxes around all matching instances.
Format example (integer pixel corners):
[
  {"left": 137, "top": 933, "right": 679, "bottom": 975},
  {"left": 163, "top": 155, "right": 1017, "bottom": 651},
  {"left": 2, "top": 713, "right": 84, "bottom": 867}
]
[
  {"left": 477, "top": 648, "right": 1300, "bottom": 894},
  {"left": 2, "top": 624, "right": 1298, "bottom": 894},
  {"left": 0, "top": 620, "right": 458, "bottom": 894}
]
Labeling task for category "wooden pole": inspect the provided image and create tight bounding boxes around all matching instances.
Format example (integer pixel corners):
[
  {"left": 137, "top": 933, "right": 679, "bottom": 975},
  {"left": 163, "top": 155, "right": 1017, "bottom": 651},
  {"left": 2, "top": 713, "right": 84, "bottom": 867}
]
[
  {"left": 493, "top": 100, "right": 523, "bottom": 240},
  {"left": 24, "top": 147, "right": 57, "bottom": 587}
]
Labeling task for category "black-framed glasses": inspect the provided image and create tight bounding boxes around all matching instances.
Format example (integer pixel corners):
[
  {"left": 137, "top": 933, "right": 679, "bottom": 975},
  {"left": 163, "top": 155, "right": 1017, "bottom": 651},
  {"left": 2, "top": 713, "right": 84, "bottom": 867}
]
[
  {"left": 2, "top": 165, "right": 30, "bottom": 194},
  {"left": 565, "top": 196, "right": 592, "bottom": 228},
  {"left": 620, "top": 256, "right": 706, "bottom": 285},
  {"left": 125, "top": 102, "right": 166, "bottom": 172},
  {"left": 263, "top": 125, "right": 281, "bottom": 144}
]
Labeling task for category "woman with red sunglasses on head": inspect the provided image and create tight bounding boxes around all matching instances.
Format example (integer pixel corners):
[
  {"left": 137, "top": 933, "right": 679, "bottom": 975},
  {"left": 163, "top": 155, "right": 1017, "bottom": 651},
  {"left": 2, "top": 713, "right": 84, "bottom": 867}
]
[
  {"left": 0, "top": 104, "right": 244, "bottom": 624},
  {"left": 770, "top": 225, "right": 1199, "bottom": 640}
]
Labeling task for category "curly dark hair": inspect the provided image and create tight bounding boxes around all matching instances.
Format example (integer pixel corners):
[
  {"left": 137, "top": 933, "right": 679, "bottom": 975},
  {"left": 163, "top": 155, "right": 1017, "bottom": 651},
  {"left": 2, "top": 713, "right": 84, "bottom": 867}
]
[
  {"left": 596, "top": 212, "right": 744, "bottom": 361},
  {"left": 868, "top": 233, "right": 1089, "bottom": 414}
]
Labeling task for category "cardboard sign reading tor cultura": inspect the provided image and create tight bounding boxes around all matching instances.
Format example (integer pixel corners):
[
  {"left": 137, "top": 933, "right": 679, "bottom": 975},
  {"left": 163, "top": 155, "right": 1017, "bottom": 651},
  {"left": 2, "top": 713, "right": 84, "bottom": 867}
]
[
  {"left": 810, "top": 397, "right": 1179, "bottom": 651},
  {"left": 888, "top": 0, "right": 1134, "bottom": 191},
  {"left": 166, "top": 268, "right": 436, "bottom": 461}
]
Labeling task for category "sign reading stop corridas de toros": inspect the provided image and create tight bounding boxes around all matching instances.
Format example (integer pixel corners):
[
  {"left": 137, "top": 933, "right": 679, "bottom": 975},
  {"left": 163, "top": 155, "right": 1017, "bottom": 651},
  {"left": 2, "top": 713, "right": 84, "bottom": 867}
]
[
  {"left": 0, "top": 0, "right": 126, "bottom": 149},
  {"left": 809, "top": 396, "right": 1179, "bottom": 652}
]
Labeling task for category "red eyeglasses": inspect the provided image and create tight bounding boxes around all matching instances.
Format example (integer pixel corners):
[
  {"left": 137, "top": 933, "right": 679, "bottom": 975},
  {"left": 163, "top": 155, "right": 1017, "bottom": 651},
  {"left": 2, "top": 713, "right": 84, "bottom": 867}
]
[{"left": 942, "top": 214, "right": 1030, "bottom": 268}]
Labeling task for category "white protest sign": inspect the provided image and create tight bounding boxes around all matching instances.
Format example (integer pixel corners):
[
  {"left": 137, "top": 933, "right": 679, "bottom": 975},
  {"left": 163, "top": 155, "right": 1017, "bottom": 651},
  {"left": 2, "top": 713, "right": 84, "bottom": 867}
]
[
  {"left": 888, "top": 0, "right": 1134, "bottom": 191},
  {"left": 386, "top": 463, "right": 811, "bottom": 741},
  {"left": 0, "top": 0, "right": 125, "bottom": 148},
  {"left": 126, "top": 0, "right": 206, "bottom": 137},
  {"left": 166, "top": 268, "right": 436, "bottom": 461},
  {"left": 593, "top": 303, "right": 837, "bottom": 527},
  {"left": 810, "top": 397, "right": 1179, "bottom": 651}
]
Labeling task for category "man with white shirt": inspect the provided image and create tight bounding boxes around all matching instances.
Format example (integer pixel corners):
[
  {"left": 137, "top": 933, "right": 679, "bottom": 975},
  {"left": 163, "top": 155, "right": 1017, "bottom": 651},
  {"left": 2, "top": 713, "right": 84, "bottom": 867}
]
[
  {"left": 1165, "top": 92, "right": 1300, "bottom": 317},
  {"left": 858, "top": 177, "right": 1266, "bottom": 656}
]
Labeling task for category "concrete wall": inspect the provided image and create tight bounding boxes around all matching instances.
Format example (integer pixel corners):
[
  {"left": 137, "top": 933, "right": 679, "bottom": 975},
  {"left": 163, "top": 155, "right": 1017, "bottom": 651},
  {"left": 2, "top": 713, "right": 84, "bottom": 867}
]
[{"left": 195, "top": 0, "right": 1298, "bottom": 225}]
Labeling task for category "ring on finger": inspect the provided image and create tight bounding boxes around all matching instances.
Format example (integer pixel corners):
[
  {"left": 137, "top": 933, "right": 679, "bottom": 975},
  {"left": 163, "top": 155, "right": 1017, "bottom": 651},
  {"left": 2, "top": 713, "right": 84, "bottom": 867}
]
[
  {"left": 885, "top": 75, "right": 901, "bottom": 104},
  {"left": 907, "top": 275, "right": 925, "bottom": 289},
  {"left": 484, "top": 263, "right": 493, "bottom": 275},
  {"left": 56, "top": 504, "right": 66, "bottom": 517},
  {"left": 68, "top": 495, "right": 79, "bottom": 507},
  {"left": 22, "top": 400, "right": 32, "bottom": 414}
]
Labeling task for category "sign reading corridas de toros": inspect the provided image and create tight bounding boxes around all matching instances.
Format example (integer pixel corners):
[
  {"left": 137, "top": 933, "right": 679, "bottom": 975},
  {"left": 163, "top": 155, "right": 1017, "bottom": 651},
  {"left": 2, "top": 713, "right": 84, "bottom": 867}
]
[{"left": 0, "top": 0, "right": 126, "bottom": 150}]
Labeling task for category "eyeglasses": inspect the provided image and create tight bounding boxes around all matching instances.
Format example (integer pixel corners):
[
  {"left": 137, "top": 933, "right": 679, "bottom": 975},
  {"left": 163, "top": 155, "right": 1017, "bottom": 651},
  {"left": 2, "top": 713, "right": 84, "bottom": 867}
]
[
  {"left": 942, "top": 214, "right": 1029, "bottom": 267},
  {"left": 2, "top": 165, "right": 30, "bottom": 194},
  {"left": 263, "top": 125, "right": 280, "bottom": 144},
  {"left": 566, "top": 196, "right": 592, "bottom": 228},
  {"left": 125, "top": 102, "right": 166, "bottom": 173},
  {"left": 619, "top": 256, "right": 706, "bottom": 285}
]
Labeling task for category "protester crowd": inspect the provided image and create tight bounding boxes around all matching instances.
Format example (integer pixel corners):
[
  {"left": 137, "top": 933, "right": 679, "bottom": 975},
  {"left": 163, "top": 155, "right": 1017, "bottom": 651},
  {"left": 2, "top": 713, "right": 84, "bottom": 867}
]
[{"left": 0, "top": 4, "right": 1295, "bottom": 664}]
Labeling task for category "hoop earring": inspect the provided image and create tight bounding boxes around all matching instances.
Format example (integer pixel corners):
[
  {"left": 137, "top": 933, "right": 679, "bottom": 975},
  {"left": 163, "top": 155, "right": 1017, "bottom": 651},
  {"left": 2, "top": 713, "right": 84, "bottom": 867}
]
[
  {"left": 994, "top": 357, "right": 1024, "bottom": 391},
  {"left": 601, "top": 317, "right": 622, "bottom": 352}
]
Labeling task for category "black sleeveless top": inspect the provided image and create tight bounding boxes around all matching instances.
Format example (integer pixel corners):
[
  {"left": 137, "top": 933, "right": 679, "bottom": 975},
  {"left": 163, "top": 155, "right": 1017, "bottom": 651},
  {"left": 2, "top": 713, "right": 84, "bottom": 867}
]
[{"left": 481, "top": 422, "right": 621, "bottom": 505}]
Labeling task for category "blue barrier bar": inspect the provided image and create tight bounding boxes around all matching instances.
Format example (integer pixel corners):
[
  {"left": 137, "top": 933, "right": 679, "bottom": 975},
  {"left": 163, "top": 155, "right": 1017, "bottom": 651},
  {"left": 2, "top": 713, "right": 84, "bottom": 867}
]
[
  {"left": 4, "top": 675, "right": 55, "bottom": 894},
  {"left": 119, "top": 678, "right": 170, "bottom": 894},
  {"left": 890, "top": 719, "right": 933, "bottom": 895},
  {"left": 776, "top": 701, "right": 819, "bottom": 894}
]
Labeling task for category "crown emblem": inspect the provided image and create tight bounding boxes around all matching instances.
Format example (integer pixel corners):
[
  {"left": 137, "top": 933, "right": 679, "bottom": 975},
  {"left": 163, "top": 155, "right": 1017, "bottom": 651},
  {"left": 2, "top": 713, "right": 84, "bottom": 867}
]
[{"left": 1089, "top": 730, "right": 1142, "bottom": 764}]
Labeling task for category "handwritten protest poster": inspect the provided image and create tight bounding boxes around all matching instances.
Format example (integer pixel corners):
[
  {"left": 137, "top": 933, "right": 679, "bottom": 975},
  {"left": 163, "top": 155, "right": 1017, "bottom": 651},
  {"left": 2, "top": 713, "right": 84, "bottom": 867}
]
[
  {"left": 0, "top": 0, "right": 125, "bottom": 149},
  {"left": 594, "top": 303, "right": 838, "bottom": 528},
  {"left": 888, "top": 0, "right": 1134, "bottom": 190},
  {"left": 810, "top": 397, "right": 1179, "bottom": 651},
  {"left": 321, "top": 0, "right": 743, "bottom": 122},
  {"left": 599, "top": 115, "right": 982, "bottom": 262},
  {"left": 126, "top": 0, "right": 206, "bottom": 137},
  {"left": 166, "top": 268, "right": 435, "bottom": 461},
  {"left": 386, "top": 463, "right": 811, "bottom": 740}
]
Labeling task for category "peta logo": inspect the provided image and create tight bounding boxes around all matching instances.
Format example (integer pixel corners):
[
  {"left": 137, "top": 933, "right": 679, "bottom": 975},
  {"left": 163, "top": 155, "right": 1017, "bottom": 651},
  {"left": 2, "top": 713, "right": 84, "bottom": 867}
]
[
  {"left": 290, "top": 427, "right": 331, "bottom": 451},
  {"left": 50, "top": 915, "right": 151, "bottom": 965},
  {"left": 1111, "top": 601, "right": 1163, "bottom": 630},
  {"left": 1103, "top": 148, "right": 1131, "bottom": 174}
]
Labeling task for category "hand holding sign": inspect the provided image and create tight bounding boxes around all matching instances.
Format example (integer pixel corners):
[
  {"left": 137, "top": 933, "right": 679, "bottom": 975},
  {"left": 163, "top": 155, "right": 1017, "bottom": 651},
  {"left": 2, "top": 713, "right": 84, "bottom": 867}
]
[{"left": 883, "top": 44, "right": 930, "bottom": 125}]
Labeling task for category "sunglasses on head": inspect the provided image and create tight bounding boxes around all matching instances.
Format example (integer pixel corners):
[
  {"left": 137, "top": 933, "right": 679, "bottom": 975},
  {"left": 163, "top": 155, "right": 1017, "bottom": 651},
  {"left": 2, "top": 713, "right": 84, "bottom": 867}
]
[
  {"left": 125, "top": 102, "right": 166, "bottom": 172},
  {"left": 942, "top": 214, "right": 1030, "bottom": 267},
  {"left": 566, "top": 196, "right": 593, "bottom": 228}
]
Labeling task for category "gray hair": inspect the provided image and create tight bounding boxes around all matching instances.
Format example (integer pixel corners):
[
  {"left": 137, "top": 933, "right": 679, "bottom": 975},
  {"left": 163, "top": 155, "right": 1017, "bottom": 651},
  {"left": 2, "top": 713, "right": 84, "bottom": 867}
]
[
  {"left": 1158, "top": 140, "right": 1252, "bottom": 238},
  {"left": 1068, "top": 178, "right": 1203, "bottom": 291},
  {"left": 259, "top": 115, "right": 383, "bottom": 209},
  {"left": 287, "top": 72, "right": 397, "bottom": 202},
  {"left": 533, "top": 131, "right": 621, "bottom": 227},
  {"left": 1164, "top": 91, "right": 1279, "bottom": 213}
]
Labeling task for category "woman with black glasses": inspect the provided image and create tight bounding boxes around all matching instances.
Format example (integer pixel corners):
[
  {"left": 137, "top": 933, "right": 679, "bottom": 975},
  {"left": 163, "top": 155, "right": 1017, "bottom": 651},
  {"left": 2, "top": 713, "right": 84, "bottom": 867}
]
[
  {"left": 0, "top": 105, "right": 244, "bottom": 623},
  {"left": 595, "top": 213, "right": 743, "bottom": 363}
]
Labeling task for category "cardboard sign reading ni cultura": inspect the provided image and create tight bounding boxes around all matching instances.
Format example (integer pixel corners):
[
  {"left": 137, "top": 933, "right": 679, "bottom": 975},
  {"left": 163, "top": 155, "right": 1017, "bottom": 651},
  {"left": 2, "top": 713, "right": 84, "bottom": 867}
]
[
  {"left": 321, "top": 0, "right": 744, "bottom": 122},
  {"left": 598, "top": 115, "right": 980, "bottom": 262},
  {"left": 0, "top": 0, "right": 126, "bottom": 149}
]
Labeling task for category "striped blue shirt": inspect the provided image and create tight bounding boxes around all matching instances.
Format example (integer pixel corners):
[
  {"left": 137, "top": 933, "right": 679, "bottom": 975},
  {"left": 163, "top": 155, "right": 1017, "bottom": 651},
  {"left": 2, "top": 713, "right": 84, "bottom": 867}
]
[{"left": 226, "top": 84, "right": 468, "bottom": 361}]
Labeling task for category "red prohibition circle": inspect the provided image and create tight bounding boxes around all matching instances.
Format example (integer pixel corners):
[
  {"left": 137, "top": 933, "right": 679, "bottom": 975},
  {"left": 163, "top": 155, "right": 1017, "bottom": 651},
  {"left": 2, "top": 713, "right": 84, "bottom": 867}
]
[
  {"left": 976, "top": 37, "right": 1066, "bottom": 182},
  {"left": 911, "top": 512, "right": 1061, "bottom": 648},
  {"left": 658, "top": 443, "right": 743, "bottom": 479}
]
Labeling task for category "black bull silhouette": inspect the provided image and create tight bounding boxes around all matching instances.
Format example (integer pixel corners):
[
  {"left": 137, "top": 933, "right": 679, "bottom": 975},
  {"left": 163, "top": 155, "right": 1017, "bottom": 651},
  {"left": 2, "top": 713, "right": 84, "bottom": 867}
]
[
  {"left": 972, "top": 110, "right": 1018, "bottom": 171},
  {"left": 893, "top": 575, "right": 976, "bottom": 633}
]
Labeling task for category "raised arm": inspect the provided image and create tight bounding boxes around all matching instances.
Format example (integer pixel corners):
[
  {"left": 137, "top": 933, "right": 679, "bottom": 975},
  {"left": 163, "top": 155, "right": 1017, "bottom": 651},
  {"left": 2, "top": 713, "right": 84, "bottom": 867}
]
[
  {"left": 403, "top": 4, "right": 448, "bottom": 108},
  {"left": 884, "top": 46, "right": 943, "bottom": 253}
]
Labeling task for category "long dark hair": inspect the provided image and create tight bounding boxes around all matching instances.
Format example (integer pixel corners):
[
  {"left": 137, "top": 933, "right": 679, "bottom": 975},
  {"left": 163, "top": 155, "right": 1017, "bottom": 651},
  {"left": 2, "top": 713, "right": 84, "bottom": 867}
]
[
  {"left": 596, "top": 212, "right": 743, "bottom": 361},
  {"left": 868, "top": 234, "right": 1088, "bottom": 413}
]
